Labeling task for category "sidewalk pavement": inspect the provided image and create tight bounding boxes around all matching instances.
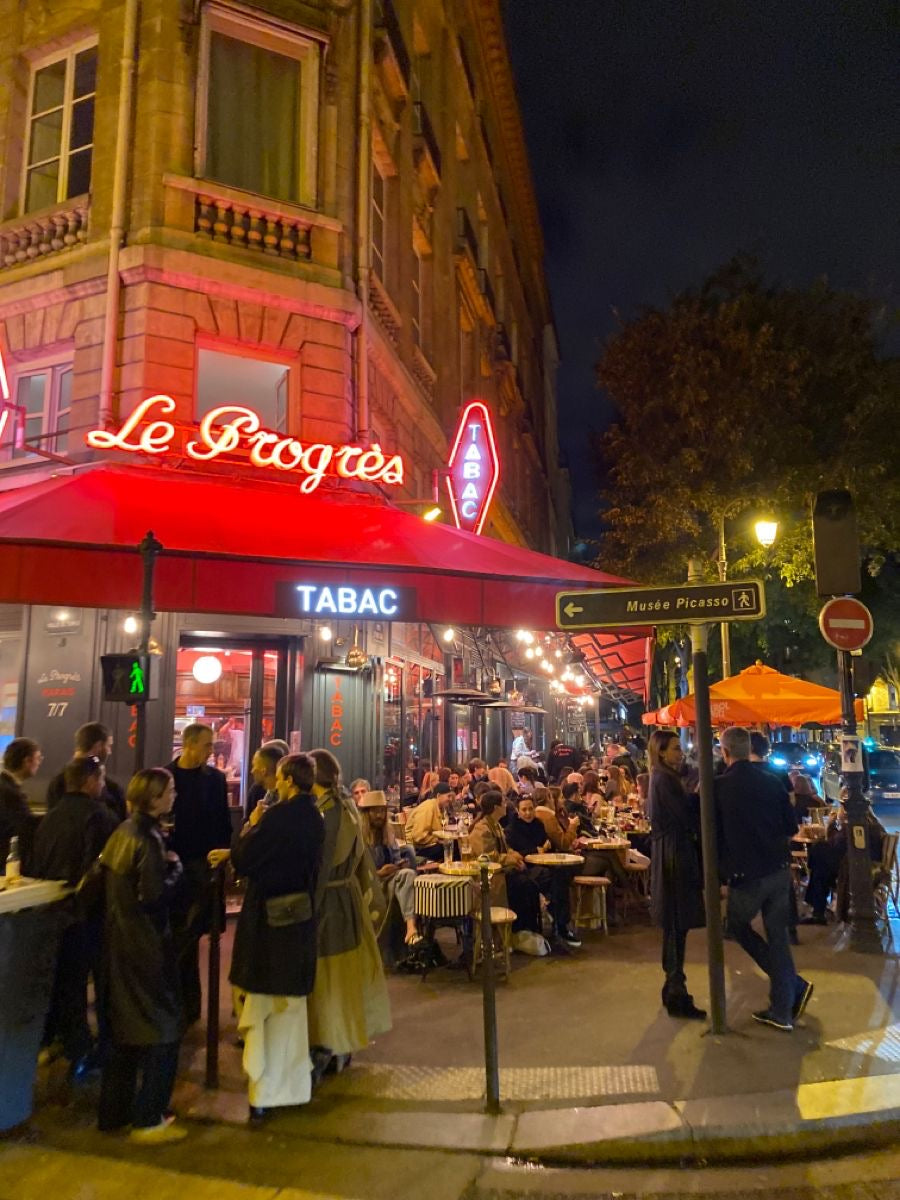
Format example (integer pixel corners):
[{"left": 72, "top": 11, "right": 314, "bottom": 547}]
[{"left": 26, "top": 908, "right": 900, "bottom": 1169}]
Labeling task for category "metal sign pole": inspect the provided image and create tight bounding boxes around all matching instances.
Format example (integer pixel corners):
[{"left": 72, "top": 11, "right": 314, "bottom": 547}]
[
  {"left": 478, "top": 857, "right": 501, "bottom": 1114},
  {"left": 838, "top": 649, "right": 881, "bottom": 953},
  {"left": 688, "top": 561, "right": 727, "bottom": 1033},
  {"left": 134, "top": 530, "right": 163, "bottom": 772}
]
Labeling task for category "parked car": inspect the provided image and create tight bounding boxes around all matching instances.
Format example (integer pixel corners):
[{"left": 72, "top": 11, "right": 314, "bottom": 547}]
[
  {"left": 821, "top": 745, "right": 900, "bottom": 805},
  {"left": 769, "top": 742, "right": 824, "bottom": 777}
]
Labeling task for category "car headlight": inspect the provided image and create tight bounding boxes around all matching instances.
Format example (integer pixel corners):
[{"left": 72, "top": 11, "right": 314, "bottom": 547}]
[
  {"left": 805, "top": 756, "right": 818, "bottom": 768},
  {"left": 771, "top": 756, "right": 788, "bottom": 767}
]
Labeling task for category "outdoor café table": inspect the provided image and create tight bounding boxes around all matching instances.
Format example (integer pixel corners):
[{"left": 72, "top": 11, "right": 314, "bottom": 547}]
[
  {"left": 413, "top": 870, "right": 492, "bottom": 979},
  {"left": 523, "top": 853, "right": 585, "bottom": 868}
]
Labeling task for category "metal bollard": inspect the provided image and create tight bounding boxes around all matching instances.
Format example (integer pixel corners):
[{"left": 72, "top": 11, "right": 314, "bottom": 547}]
[
  {"left": 205, "top": 864, "right": 224, "bottom": 1089},
  {"left": 478, "top": 855, "right": 501, "bottom": 1114}
]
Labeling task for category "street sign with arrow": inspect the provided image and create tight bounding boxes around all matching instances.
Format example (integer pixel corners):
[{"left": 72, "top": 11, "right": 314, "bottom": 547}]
[{"left": 556, "top": 579, "right": 766, "bottom": 631}]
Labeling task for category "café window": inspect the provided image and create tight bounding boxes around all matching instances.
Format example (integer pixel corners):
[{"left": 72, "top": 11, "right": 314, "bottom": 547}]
[
  {"left": 22, "top": 42, "right": 97, "bottom": 214},
  {"left": 196, "top": 347, "right": 292, "bottom": 431},
  {"left": 1, "top": 360, "right": 72, "bottom": 463},
  {"left": 198, "top": 7, "right": 321, "bottom": 208}
]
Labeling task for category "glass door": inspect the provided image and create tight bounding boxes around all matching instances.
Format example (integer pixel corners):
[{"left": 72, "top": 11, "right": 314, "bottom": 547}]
[{"left": 173, "top": 639, "right": 288, "bottom": 819}]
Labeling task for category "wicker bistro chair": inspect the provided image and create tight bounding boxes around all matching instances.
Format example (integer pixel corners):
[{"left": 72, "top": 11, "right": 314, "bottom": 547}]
[
  {"left": 571, "top": 875, "right": 610, "bottom": 934},
  {"left": 874, "top": 832, "right": 899, "bottom": 922},
  {"left": 472, "top": 905, "right": 517, "bottom": 980}
]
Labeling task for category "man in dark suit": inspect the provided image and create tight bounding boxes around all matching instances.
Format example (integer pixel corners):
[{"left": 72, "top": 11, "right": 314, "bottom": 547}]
[
  {"left": 167, "top": 723, "right": 231, "bottom": 1025},
  {"left": 0, "top": 737, "right": 42, "bottom": 870},
  {"left": 46, "top": 721, "right": 126, "bottom": 824},
  {"left": 715, "top": 727, "right": 813, "bottom": 1032}
]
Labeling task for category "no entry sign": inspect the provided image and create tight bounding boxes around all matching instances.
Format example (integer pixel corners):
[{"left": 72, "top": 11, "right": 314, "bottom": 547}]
[{"left": 818, "top": 596, "right": 873, "bottom": 651}]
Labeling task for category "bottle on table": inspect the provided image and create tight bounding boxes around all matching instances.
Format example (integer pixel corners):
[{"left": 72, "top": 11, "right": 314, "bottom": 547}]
[{"left": 5, "top": 835, "right": 21, "bottom": 884}]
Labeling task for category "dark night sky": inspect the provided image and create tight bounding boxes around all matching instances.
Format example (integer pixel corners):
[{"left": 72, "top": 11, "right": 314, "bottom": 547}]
[{"left": 502, "top": 1, "right": 899, "bottom": 538}]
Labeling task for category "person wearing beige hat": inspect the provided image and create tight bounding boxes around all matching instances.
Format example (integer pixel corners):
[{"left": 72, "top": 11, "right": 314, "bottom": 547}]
[{"left": 357, "top": 791, "right": 421, "bottom": 947}]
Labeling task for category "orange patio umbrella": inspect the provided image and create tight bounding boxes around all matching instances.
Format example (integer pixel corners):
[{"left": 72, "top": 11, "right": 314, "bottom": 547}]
[{"left": 643, "top": 661, "right": 863, "bottom": 727}]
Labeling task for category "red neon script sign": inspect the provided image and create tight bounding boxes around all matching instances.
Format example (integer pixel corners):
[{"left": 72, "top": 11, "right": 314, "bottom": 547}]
[
  {"left": 86, "top": 395, "right": 405, "bottom": 493},
  {"left": 446, "top": 400, "right": 499, "bottom": 535}
]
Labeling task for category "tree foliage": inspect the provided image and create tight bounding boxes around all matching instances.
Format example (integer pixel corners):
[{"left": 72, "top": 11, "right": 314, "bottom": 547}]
[
  {"left": 593, "top": 259, "right": 900, "bottom": 677},
  {"left": 595, "top": 257, "right": 899, "bottom": 586}
]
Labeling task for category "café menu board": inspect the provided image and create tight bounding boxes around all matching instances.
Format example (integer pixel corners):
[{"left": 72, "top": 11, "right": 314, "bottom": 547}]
[{"left": 20, "top": 606, "right": 99, "bottom": 804}]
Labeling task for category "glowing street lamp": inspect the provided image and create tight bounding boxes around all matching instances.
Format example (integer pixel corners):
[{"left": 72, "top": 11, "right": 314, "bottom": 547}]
[{"left": 754, "top": 519, "right": 778, "bottom": 548}]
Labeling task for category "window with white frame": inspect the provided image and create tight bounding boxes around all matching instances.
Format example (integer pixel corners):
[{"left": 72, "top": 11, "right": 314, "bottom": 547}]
[
  {"left": 371, "top": 163, "right": 386, "bottom": 283},
  {"left": 1, "top": 362, "right": 73, "bottom": 463},
  {"left": 23, "top": 42, "right": 97, "bottom": 214},
  {"left": 198, "top": 7, "right": 321, "bottom": 208}
]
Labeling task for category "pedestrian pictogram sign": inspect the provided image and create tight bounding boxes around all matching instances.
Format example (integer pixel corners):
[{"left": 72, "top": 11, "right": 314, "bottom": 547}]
[
  {"left": 818, "top": 597, "right": 873, "bottom": 652},
  {"left": 101, "top": 653, "right": 158, "bottom": 703}
]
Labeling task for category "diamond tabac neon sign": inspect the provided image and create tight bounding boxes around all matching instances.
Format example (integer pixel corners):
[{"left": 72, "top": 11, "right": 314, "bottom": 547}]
[
  {"left": 86, "top": 395, "right": 405, "bottom": 493},
  {"left": 446, "top": 400, "right": 499, "bottom": 536}
]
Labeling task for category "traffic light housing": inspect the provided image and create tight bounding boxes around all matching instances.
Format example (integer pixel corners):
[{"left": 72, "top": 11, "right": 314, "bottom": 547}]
[
  {"left": 100, "top": 653, "right": 158, "bottom": 703},
  {"left": 812, "top": 490, "right": 861, "bottom": 597}
]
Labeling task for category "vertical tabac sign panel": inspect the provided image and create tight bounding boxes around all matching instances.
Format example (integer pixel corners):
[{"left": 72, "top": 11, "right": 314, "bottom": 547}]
[{"left": 446, "top": 400, "right": 500, "bottom": 536}]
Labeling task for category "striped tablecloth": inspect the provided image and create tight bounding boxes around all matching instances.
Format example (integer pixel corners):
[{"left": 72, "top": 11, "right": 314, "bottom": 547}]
[{"left": 414, "top": 874, "right": 474, "bottom": 919}]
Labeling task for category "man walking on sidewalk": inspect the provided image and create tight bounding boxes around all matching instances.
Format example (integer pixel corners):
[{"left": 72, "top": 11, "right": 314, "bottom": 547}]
[{"left": 714, "top": 727, "right": 813, "bottom": 1031}]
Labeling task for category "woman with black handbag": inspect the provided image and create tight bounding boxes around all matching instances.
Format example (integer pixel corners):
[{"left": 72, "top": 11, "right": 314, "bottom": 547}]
[{"left": 229, "top": 752, "right": 324, "bottom": 1122}]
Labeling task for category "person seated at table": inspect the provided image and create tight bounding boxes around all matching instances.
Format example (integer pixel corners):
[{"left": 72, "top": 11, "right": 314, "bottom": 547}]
[
  {"left": 505, "top": 795, "right": 581, "bottom": 948},
  {"left": 788, "top": 772, "right": 820, "bottom": 821},
  {"left": 357, "top": 791, "right": 421, "bottom": 947},
  {"left": 417, "top": 771, "right": 439, "bottom": 804},
  {"left": 535, "top": 787, "right": 579, "bottom": 852},
  {"left": 603, "top": 765, "right": 629, "bottom": 806},
  {"left": 403, "top": 782, "right": 453, "bottom": 862},
  {"left": 802, "top": 793, "right": 886, "bottom": 924},
  {"left": 469, "top": 791, "right": 539, "bottom": 935},
  {"left": 517, "top": 764, "right": 538, "bottom": 796},
  {"left": 563, "top": 783, "right": 630, "bottom": 893},
  {"left": 488, "top": 764, "right": 517, "bottom": 799},
  {"left": 635, "top": 773, "right": 650, "bottom": 812},
  {"left": 350, "top": 778, "right": 372, "bottom": 806},
  {"left": 581, "top": 770, "right": 605, "bottom": 813}
]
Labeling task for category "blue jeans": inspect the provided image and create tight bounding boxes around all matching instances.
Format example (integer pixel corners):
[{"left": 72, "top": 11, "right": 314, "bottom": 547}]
[{"left": 727, "top": 868, "right": 800, "bottom": 1023}]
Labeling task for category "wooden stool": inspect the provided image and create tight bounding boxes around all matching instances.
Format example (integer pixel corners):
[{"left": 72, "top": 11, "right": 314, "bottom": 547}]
[
  {"left": 571, "top": 876, "right": 610, "bottom": 934},
  {"left": 473, "top": 905, "right": 516, "bottom": 980}
]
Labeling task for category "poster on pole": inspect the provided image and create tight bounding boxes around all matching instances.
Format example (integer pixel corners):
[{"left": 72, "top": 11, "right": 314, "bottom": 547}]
[{"left": 841, "top": 735, "right": 863, "bottom": 773}]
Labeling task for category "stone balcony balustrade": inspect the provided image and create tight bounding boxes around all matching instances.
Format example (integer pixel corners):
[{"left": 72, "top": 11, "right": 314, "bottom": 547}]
[{"left": 0, "top": 196, "right": 89, "bottom": 270}]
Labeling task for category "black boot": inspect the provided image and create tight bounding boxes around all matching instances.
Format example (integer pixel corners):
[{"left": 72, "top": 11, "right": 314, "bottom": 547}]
[{"left": 666, "top": 994, "right": 707, "bottom": 1020}]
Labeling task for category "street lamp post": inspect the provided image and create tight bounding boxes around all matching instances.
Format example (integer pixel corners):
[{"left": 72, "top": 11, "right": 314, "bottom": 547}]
[{"left": 717, "top": 510, "right": 778, "bottom": 680}]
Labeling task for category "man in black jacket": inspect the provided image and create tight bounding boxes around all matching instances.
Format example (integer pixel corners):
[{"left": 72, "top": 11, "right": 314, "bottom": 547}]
[
  {"left": 33, "top": 755, "right": 118, "bottom": 1075},
  {"left": 168, "top": 723, "right": 231, "bottom": 1025},
  {"left": 0, "top": 737, "right": 42, "bottom": 870},
  {"left": 45, "top": 721, "right": 126, "bottom": 823},
  {"left": 715, "top": 727, "right": 812, "bottom": 1031}
]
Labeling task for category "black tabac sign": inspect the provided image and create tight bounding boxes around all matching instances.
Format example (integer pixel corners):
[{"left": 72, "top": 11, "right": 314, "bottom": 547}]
[{"left": 555, "top": 580, "right": 766, "bottom": 631}]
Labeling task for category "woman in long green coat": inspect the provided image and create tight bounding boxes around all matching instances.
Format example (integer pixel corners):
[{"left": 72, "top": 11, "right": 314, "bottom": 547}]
[{"left": 306, "top": 749, "right": 391, "bottom": 1072}]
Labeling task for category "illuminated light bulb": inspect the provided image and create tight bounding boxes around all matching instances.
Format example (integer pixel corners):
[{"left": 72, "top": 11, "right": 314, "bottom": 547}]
[
  {"left": 554, "top": 649, "right": 563, "bottom": 658},
  {"left": 423, "top": 506, "right": 442, "bottom": 522},
  {"left": 123, "top": 615, "right": 138, "bottom": 635},
  {"left": 525, "top": 647, "right": 535, "bottom": 659},
  {"left": 515, "top": 630, "right": 528, "bottom": 642},
  {"left": 523, "top": 632, "right": 534, "bottom": 645},
  {"left": 320, "top": 626, "right": 333, "bottom": 641},
  {"left": 755, "top": 519, "right": 778, "bottom": 547},
  {"left": 443, "top": 627, "right": 456, "bottom": 643},
  {"left": 192, "top": 655, "right": 222, "bottom": 685}
]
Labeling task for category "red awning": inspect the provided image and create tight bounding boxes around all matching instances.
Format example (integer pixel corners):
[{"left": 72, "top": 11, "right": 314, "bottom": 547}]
[{"left": 0, "top": 463, "right": 652, "bottom": 698}]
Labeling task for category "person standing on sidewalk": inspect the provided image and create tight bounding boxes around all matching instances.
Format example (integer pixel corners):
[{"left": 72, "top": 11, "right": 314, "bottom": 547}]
[
  {"left": 647, "top": 730, "right": 706, "bottom": 1020},
  {"left": 167, "top": 723, "right": 231, "bottom": 1025},
  {"left": 45, "top": 722, "right": 127, "bottom": 823},
  {"left": 98, "top": 768, "right": 186, "bottom": 1142},
  {"left": 715, "top": 727, "right": 813, "bottom": 1031}
]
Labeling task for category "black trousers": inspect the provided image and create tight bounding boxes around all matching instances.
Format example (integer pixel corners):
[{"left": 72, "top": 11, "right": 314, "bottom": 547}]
[
  {"left": 171, "top": 859, "right": 211, "bottom": 1026},
  {"left": 527, "top": 865, "right": 572, "bottom": 934},
  {"left": 45, "top": 916, "right": 105, "bottom": 1061},
  {"left": 661, "top": 927, "right": 688, "bottom": 1003},
  {"left": 98, "top": 1041, "right": 180, "bottom": 1130}
]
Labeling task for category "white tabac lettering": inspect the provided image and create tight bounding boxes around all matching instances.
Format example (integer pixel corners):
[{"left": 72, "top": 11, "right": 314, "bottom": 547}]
[
  {"left": 463, "top": 461, "right": 481, "bottom": 479},
  {"left": 85, "top": 395, "right": 405, "bottom": 491},
  {"left": 294, "top": 584, "right": 404, "bottom": 618},
  {"left": 464, "top": 443, "right": 482, "bottom": 461},
  {"left": 462, "top": 482, "right": 479, "bottom": 499},
  {"left": 315, "top": 589, "right": 337, "bottom": 614}
]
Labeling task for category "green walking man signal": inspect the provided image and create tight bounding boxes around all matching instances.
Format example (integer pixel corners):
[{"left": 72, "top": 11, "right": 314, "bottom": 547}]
[{"left": 101, "top": 653, "right": 158, "bottom": 703}]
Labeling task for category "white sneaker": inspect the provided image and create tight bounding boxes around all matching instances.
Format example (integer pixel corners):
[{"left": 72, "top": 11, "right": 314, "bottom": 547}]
[{"left": 129, "top": 1121, "right": 188, "bottom": 1144}]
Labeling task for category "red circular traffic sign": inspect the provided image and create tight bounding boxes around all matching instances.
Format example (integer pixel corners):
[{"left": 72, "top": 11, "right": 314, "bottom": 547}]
[{"left": 818, "top": 597, "right": 874, "bottom": 651}]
